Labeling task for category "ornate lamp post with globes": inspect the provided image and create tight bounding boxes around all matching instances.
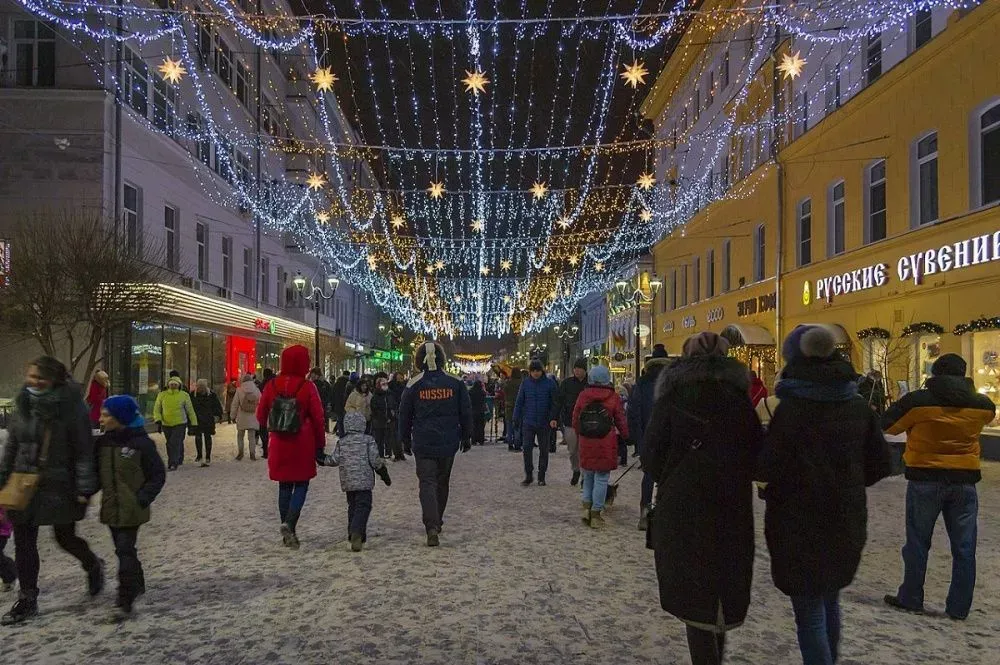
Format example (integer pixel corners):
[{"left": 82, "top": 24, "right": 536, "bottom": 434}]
[
  {"left": 293, "top": 271, "right": 339, "bottom": 370},
  {"left": 616, "top": 271, "right": 663, "bottom": 382}
]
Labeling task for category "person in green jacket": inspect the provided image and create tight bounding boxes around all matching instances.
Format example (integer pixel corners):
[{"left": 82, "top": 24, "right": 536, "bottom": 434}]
[
  {"left": 153, "top": 376, "right": 197, "bottom": 471},
  {"left": 97, "top": 395, "right": 166, "bottom": 620}
]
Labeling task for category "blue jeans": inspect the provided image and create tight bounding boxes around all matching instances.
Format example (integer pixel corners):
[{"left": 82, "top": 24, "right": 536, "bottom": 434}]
[
  {"left": 278, "top": 481, "right": 310, "bottom": 531},
  {"left": 790, "top": 593, "right": 841, "bottom": 665},
  {"left": 522, "top": 426, "right": 550, "bottom": 478},
  {"left": 346, "top": 490, "right": 373, "bottom": 541},
  {"left": 897, "top": 480, "right": 978, "bottom": 618},
  {"left": 581, "top": 470, "right": 610, "bottom": 511}
]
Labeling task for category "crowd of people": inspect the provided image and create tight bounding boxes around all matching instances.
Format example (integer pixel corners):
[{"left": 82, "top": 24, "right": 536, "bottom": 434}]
[{"left": 0, "top": 324, "right": 994, "bottom": 665}]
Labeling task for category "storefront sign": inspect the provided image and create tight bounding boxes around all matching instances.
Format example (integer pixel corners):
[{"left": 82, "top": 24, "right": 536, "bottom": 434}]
[
  {"left": 813, "top": 263, "right": 889, "bottom": 303},
  {"left": 737, "top": 293, "right": 777, "bottom": 317},
  {"left": 254, "top": 318, "right": 276, "bottom": 334},
  {"left": 682, "top": 315, "right": 696, "bottom": 329},
  {"left": 662, "top": 321, "right": 674, "bottom": 333},
  {"left": 706, "top": 307, "right": 725, "bottom": 323},
  {"left": 372, "top": 349, "right": 403, "bottom": 362}
]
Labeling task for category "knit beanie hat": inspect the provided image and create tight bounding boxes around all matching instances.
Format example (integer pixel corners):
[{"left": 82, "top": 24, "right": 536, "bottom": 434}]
[
  {"left": 573, "top": 357, "right": 588, "bottom": 371},
  {"left": 931, "top": 353, "right": 967, "bottom": 377},
  {"left": 682, "top": 332, "right": 730, "bottom": 358},
  {"left": 166, "top": 376, "right": 183, "bottom": 389},
  {"left": 529, "top": 359, "right": 544, "bottom": 373},
  {"left": 782, "top": 325, "right": 836, "bottom": 362},
  {"left": 651, "top": 344, "right": 668, "bottom": 359},
  {"left": 103, "top": 395, "right": 144, "bottom": 429},
  {"left": 588, "top": 364, "right": 612, "bottom": 385}
]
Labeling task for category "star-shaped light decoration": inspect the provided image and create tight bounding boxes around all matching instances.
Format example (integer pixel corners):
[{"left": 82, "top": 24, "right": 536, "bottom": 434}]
[
  {"left": 306, "top": 172, "right": 326, "bottom": 191},
  {"left": 315, "top": 211, "right": 330, "bottom": 224},
  {"left": 453, "top": 295, "right": 462, "bottom": 304},
  {"left": 390, "top": 215, "right": 405, "bottom": 230},
  {"left": 637, "top": 172, "right": 656, "bottom": 190},
  {"left": 366, "top": 255, "right": 377, "bottom": 271},
  {"left": 530, "top": 181, "right": 549, "bottom": 200},
  {"left": 595, "top": 261, "right": 605, "bottom": 272},
  {"left": 778, "top": 51, "right": 806, "bottom": 80},
  {"left": 568, "top": 254, "right": 580, "bottom": 267},
  {"left": 620, "top": 59, "right": 649, "bottom": 89},
  {"left": 310, "top": 66, "right": 338, "bottom": 92},
  {"left": 503, "top": 295, "right": 512, "bottom": 304},
  {"left": 500, "top": 259, "right": 512, "bottom": 272},
  {"left": 480, "top": 266, "right": 490, "bottom": 276},
  {"left": 158, "top": 57, "right": 187, "bottom": 84},
  {"left": 640, "top": 209, "right": 654, "bottom": 222},
  {"left": 542, "top": 264, "right": 552, "bottom": 274},
  {"left": 461, "top": 70, "right": 489, "bottom": 96},
  {"left": 425, "top": 265, "right": 435, "bottom": 275},
  {"left": 470, "top": 219, "right": 485, "bottom": 233},
  {"left": 435, "top": 260, "right": 446, "bottom": 270},
  {"left": 427, "top": 181, "right": 445, "bottom": 199},
  {"left": 556, "top": 216, "right": 572, "bottom": 230}
]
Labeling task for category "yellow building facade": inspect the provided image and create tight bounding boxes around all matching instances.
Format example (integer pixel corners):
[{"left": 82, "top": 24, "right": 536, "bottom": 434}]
[{"left": 643, "top": 0, "right": 1000, "bottom": 440}]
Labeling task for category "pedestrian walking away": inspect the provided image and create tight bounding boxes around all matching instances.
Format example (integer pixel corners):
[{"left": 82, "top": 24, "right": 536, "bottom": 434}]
[
  {"left": 469, "top": 378, "right": 487, "bottom": 445},
  {"left": 255, "top": 346, "right": 326, "bottom": 550},
  {"left": 323, "top": 412, "right": 392, "bottom": 552},
  {"left": 96, "top": 396, "right": 167, "bottom": 620},
  {"left": 257, "top": 367, "right": 275, "bottom": 459},
  {"left": 153, "top": 376, "right": 197, "bottom": 471},
  {"left": 0, "top": 508, "right": 15, "bottom": 593},
  {"left": 503, "top": 369, "right": 524, "bottom": 451},
  {"left": 881, "top": 352, "right": 995, "bottom": 621},
  {"left": 513, "top": 360, "right": 559, "bottom": 486},
  {"left": 557, "top": 358, "right": 588, "bottom": 486},
  {"left": 370, "top": 377, "right": 399, "bottom": 459},
  {"left": 230, "top": 373, "right": 261, "bottom": 460},
  {"left": 331, "top": 370, "right": 351, "bottom": 437},
  {"left": 627, "top": 344, "right": 673, "bottom": 530},
  {"left": 309, "top": 368, "right": 335, "bottom": 433},
  {"left": 757, "top": 325, "right": 891, "bottom": 665},
  {"left": 572, "top": 365, "right": 628, "bottom": 529},
  {"left": 190, "top": 379, "right": 222, "bottom": 467},
  {"left": 641, "top": 333, "right": 762, "bottom": 665},
  {"left": 397, "top": 342, "right": 473, "bottom": 547},
  {"left": 0, "top": 356, "right": 104, "bottom": 626}
]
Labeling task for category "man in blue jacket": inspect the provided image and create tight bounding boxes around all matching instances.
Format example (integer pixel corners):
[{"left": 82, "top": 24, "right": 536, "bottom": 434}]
[
  {"left": 398, "top": 341, "right": 473, "bottom": 547},
  {"left": 513, "top": 359, "right": 559, "bottom": 487}
]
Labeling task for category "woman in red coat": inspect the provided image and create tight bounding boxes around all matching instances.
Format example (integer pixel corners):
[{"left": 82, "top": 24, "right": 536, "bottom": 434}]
[
  {"left": 85, "top": 370, "right": 109, "bottom": 428},
  {"left": 573, "top": 364, "right": 629, "bottom": 529},
  {"left": 255, "top": 345, "right": 326, "bottom": 549}
]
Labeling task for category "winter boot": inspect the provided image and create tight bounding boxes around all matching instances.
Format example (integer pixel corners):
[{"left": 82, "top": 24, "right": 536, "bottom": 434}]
[
  {"left": 426, "top": 529, "right": 440, "bottom": 547},
  {"left": 638, "top": 505, "right": 651, "bottom": 531},
  {"left": 538, "top": 474, "right": 547, "bottom": 487},
  {"left": 520, "top": 474, "right": 533, "bottom": 487},
  {"left": 589, "top": 510, "right": 606, "bottom": 529},
  {"left": 87, "top": 559, "right": 106, "bottom": 596},
  {"left": 280, "top": 523, "right": 295, "bottom": 548},
  {"left": 1, "top": 593, "right": 38, "bottom": 625},
  {"left": 581, "top": 501, "right": 593, "bottom": 525},
  {"left": 350, "top": 533, "right": 364, "bottom": 552},
  {"left": 571, "top": 471, "right": 580, "bottom": 486}
]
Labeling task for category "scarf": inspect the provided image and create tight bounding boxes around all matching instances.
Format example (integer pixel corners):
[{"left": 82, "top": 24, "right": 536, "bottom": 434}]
[{"left": 775, "top": 378, "right": 858, "bottom": 402}]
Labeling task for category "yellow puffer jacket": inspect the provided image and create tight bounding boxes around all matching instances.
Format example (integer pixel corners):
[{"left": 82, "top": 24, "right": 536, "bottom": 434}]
[{"left": 153, "top": 382, "right": 198, "bottom": 428}]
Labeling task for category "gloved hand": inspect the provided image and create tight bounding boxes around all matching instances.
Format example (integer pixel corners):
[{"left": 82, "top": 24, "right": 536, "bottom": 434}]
[
  {"left": 315, "top": 452, "right": 327, "bottom": 466},
  {"left": 376, "top": 466, "right": 392, "bottom": 486},
  {"left": 461, "top": 439, "right": 472, "bottom": 453}
]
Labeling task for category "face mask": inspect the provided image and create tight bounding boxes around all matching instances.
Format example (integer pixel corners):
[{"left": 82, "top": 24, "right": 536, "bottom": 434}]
[{"left": 26, "top": 386, "right": 48, "bottom": 396}]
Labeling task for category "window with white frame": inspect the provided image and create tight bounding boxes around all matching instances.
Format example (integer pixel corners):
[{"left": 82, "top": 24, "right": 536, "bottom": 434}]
[
  {"left": 866, "top": 159, "right": 887, "bottom": 243},
  {"left": 214, "top": 34, "right": 232, "bottom": 85},
  {"left": 242, "top": 247, "right": 252, "bottom": 295},
  {"left": 798, "top": 199, "right": 812, "bottom": 266},
  {"left": 706, "top": 248, "right": 715, "bottom": 298},
  {"left": 123, "top": 183, "right": 141, "bottom": 256},
  {"left": 753, "top": 224, "right": 765, "bottom": 282},
  {"left": 914, "top": 10, "right": 932, "bottom": 49},
  {"left": 196, "top": 222, "right": 208, "bottom": 281},
  {"left": 670, "top": 269, "right": 677, "bottom": 310},
  {"left": 214, "top": 138, "right": 234, "bottom": 183},
  {"left": 276, "top": 266, "right": 285, "bottom": 307},
  {"left": 221, "top": 236, "right": 232, "bottom": 290},
  {"left": 794, "top": 91, "right": 808, "bottom": 139},
  {"left": 694, "top": 88, "right": 701, "bottom": 121},
  {"left": 13, "top": 20, "right": 55, "bottom": 87},
  {"left": 122, "top": 47, "right": 149, "bottom": 117},
  {"left": 235, "top": 60, "right": 250, "bottom": 108},
  {"left": 260, "top": 257, "right": 270, "bottom": 304},
  {"left": 722, "top": 239, "right": 731, "bottom": 292},
  {"left": 164, "top": 205, "right": 177, "bottom": 271},
  {"left": 680, "top": 265, "right": 688, "bottom": 307},
  {"left": 980, "top": 104, "right": 1000, "bottom": 206},
  {"left": 721, "top": 151, "right": 730, "bottom": 190},
  {"left": 692, "top": 256, "right": 701, "bottom": 303},
  {"left": 721, "top": 49, "right": 730, "bottom": 88},
  {"left": 916, "top": 132, "right": 939, "bottom": 224},
  {"left": 829, "top": 181, "right": 846, "bottom": 256},
  {"left": 189, "top": 113, "right": 210, "bottom": 166},
  {"left": 236, "top": 151, "right": 252, "bottom": 189},
  {"left": 197, "top": 14, "right": 212, "bottom": 67},
  {"left": 707, "top": 71, "right": 715, "bottom": 108},
  {"left": 153, "top": 74, "right": 178, "bottom": 131},
  {"left": 866, "top": 32, "right": 882, "bottom": 84},
  {"left": 824, "top": 63, "right": 841, "bottom": 114}
]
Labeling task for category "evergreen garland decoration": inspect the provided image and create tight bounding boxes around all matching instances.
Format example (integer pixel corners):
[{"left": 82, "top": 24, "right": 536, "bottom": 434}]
[
  {"left": 901, "top": 322, "right": 945, "bottom": 337},
  {"left": 857, "top": 327, "right": 890, "bottom": 340},
  {"left": 953, "top": 317, "right": 1000, "bottom": 336}
]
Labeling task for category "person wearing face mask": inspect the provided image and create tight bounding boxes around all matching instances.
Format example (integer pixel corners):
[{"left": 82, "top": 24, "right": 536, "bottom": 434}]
[
  {"left": 0, "top": 356, "right": 103, "bottom": 626},
  {"left": 369, "top": 377, "right": 398, "bottom": 459},
  {"left": 153, "top": 376, "right": 197, "bottom": 471}
]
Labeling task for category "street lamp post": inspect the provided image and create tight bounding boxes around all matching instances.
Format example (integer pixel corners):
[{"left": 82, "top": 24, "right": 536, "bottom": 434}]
[
  {"left": 293, "top": 271, "right": 340, "bottom": 370},
  {"left": 616, "top": 271, "right": 663, "bottom": 382},
  {"left": 378, "top": 323, "right": 404, "bottom": 373},
  {"left": 553, "top": 323, "right": 580, "bottom": 376}
]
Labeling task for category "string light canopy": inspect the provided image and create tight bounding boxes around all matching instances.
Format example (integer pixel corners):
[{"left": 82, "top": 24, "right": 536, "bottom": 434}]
[{"left": 17, "top": 0, "right": 974, "bottom": 338}]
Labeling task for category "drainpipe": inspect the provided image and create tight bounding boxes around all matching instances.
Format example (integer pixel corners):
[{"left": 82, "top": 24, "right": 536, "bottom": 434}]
[
  {"left": 771, "top": 24, "right": 785, "bottom": 360},
  {"left": 254, "top": 0, "right": 263, "bottom": 308},
  {"left": 113, "top": 0, "right": 123, "bottom": 239}
]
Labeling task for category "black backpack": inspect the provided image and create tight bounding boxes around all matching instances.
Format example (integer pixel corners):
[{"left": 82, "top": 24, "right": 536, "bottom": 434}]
[
  {"left": 268, "top": 379, "right": 306, "bottom": 434},
  {"left": 578, "top": 399, "right": 613, "bottom": 438}
]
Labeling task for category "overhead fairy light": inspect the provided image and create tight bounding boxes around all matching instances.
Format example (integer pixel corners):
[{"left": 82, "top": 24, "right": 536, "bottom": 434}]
[
  {"left": 640, "top": 209, "right": 653, "bottom": 222},
  {"left": 542, "top": 264, "right": 552, "bottom": 274},
  {"left": 480, "top": 266, "right": 490, "bottom": 275},
  {"left": 306, "top": 172, "right": 326, "bottom": 190},
  {"left": 424, "top": 264, "right": 435, "bottom": 274},
  {"left": 310, "top": 66, "right": 338, "bottom": 91},
  {"left": 390, "top": 215, "right": 405, "bottom": 230},
  {"left": 636, "top": 172, "right": 656, "bottom": 190},
  {"left": 568, "top": 254, "right": 580, "bottom": 266},
  {"left": 778, "top": 51, "right": 806, "bottom": 80},
  {"left": 470, "top": 219, "right": 485, "bottom": 233},
  {"left": 461, "top": 70, "right": 490, "bottom": 96},
  {"left": 367, "top": 255, "right": 378, "bottom": 270},
  {"left": 530, "top": 181, "right": 549, "bottom": 200},
  {"left": 435, "top": 260, "right": 446, "bottom": 271},
  {"left": 315, "top": 211, "right": 330, "bottom": 223},
  {"left": 427, "top": 181, "right": 445, "bottom": 199},
  {"left": 500, "top": 259, "right": 512, "bottom": 272},
  {"left": 595, "top": 261, "right": 605, "bottom": 272},
  {"left": 157, "top": 56, "right": 186, "bottom": 84},
  {"left": 556, "top": 216, "right": 572, "bottom": 229},
  {"left": 620, "top": 60, "right": 649, "bottom": 88}
]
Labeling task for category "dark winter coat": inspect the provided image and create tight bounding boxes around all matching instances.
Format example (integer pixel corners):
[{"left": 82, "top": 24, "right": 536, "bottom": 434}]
[
  {"left": 470, "top": 382, "right": 487, "bottom": 415},
  {"left": 190, "top": 390, "right": 223, "bottom": 435},
  {"left": 503, "top": 374, "right": 523, "bottom": 422},
  {"left": 313, "top": 377, "right": 334, "bottom": 415},
  {"left": 397, "top": 369, "right": 473, "bottom": 459},
  {"left": 256, "top": 346, "right": 327, "bottom": 482},
  {"left": 557, "top": 375, "right": 587, "bottom": 426},
  {"left": 331, "top": 376, "right": 350, "bottom": 416},
  {"left": 370, "top": 389, "right": 398, "bottom": 430},
  {"left": 0, "top": 384, "right": 98, "bottom": 526},
  {"left": 758, "top": 357, "right": 892, "bottom": 596},
  {"left": 96, "top": 426, "right": 166, "bottom": 528},
  {"left": 627, "top": 357, "right": 673, "bottom": 449},
  {"left": 573, "top": 385, "right": 628, "bottom": 472},
  {"left": 388, "top": 378, "right": 405, "bottom": 405},
  {"left": 641, "top": 355, "right": 761, "bottom": 632},
  {"left": 513, "top": 374, "right": 559, "bottom": 429}
]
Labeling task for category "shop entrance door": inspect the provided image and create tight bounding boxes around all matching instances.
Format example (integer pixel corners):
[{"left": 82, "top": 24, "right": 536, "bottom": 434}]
[{"left": 227, "top": 335, "right": 257, "bottom": 383}]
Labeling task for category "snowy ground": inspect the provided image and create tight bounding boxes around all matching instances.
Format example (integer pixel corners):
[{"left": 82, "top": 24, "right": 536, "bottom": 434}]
[{"left": 2, "top": 424, "right": 998, "bottom": 665}]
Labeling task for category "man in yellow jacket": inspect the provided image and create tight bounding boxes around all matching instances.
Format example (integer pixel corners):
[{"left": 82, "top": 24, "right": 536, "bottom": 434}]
[
  {"left": 153, "top": 376, "right": 198, "bottom": 471},
  {"left": 881, "top": 354, "right": 995, "bottom": 620}
]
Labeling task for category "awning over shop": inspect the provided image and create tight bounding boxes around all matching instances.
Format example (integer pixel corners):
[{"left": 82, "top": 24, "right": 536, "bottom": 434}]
[
  {"left": 799, "top": 323, "right": 851, "bottom": 345},
  {"left": 721, "top": 324, "right": 775, "bottom": 347}
]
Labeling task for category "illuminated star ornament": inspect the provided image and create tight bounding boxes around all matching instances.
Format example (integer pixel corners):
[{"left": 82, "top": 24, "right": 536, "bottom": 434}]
[
  {"left": 310, "top": 66, "right": 338, "bottom": 92},
  {"left": 556, "top": 216, "right": 572, "bottom": 230},
  {"left": 542, "top": 264, "right": 553, "bottom": 274},
  {"left": 480, "top": 266, "right": 490, "bottom": 276},
  {"left": 471, "top": 219, "right": 485, "bottom": 233},
  {"left": 500, "top": 259, "right": 512, "bottom": 272},
  {"left": 390, "top": 215, "right": 405, "bottom": 230},
  {"left": 315, "top": 211, "right": 330, "bottom": 224},
  {"left": 640, "top": 209, "right": 653, "bottom": 222},
  {"left": 637, "top": 172, "right": 656, "bottom": 190},
  {"left": 461, "top": 70, "right": 490, "bottom": 96},
  {"left": 568, "top": 254, "right": 580, "bottom": 267},
  {"left": 434, "top": 260, "right": 445, "bottom": 271},
  {"left": 366, "top": 255, "right": 377, "bottom": 270},
  {"left": 620, "top": 59, "right": 649, "bottom": 89},
  {"left": 530, "top": 181, "right": 549, "bottom": 200},
  {"left": 427, "top": 181, "right": 445, "bottom": 199},
  {"left": 157, "top": 57, "right": 186, "bottom": 84},
  {"left": 306, "top": 172, "right": 326, "bottom": 191},
  {"left": 778, "top": 51, "right": 806, "bottom": 80},
  {"left": 595, "top": 261, "right": 605, "bottom": 272}
]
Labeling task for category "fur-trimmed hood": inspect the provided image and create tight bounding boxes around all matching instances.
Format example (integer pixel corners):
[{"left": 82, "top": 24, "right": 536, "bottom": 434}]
[{"left": 655, "top": 355, "right": 750, "bottom": 401}]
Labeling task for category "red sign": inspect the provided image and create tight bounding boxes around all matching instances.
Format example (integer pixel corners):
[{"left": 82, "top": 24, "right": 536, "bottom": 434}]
[{"left": 254, "top": 318, "right": 275, "bottom": 333}]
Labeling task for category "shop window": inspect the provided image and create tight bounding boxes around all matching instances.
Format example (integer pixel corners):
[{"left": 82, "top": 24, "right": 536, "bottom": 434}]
[
  {"left": 191, "top": 329, "right": 213, "bottom": 392},
  {"left": 866, "top": 33, "right": 882, "bottom": 85},
  {"left": 912, "top": 333, "right": 942, "bottom": 390},
  {"left": 797, "top": 199, "right": 812, "bottom": 266},
  {"left": 692, "top": 256, "right": 701, "bottom": 303},
  {"left": 913, "top": 10, "right": 932, "bottom": 50},
  {"left": 722, "top": 239, "right": 731, "bottom": 292},
  {"left": 865, "top": 159, "right": 887, "bottom": 244},
  {"left": 13, "top": 20, "right": 55, "bottom": 87},
  {"left": 164, "top": 325, "right": 190, "bottom": 389},
  {"left": 123, "top": 182, "right": 141, "bottom": 257},
  {"left": 164, "top": 205, "right": 178, "bottom": 271},
  {"left": 971, "top": 330, "right": 1000, "bottom": 431},
  {"left": 753, "top": 224, "right": 765, "bottom": 282},
  {"left": 915, "top": 132, "right": 939, "bottom": 224},
  {"left": 706, "top": 248, "right": 715, "bottom": 298},
  {"left": 196, "top": 222, "right": 208, "bottom": 281},
  {"left": 131, "top": 323, "right": 163, "bottom": 420},
  {"left": 861, "top": 336, "right": 889, "bottom": 376},
  {"left": 221, "top": 236, "right": 232, "bottom": 290},
  {"left": 212, "top": 333, "right": 227, "bottom": 395},
  {"left": 980, "top": 104, "right": 1000, "bottom": 206},
  {"left": 122, "top": 46, "right": 149, "bottom": 117},
  {"left": 828, "top": 180, "right": 845, "bottom": 257}
]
